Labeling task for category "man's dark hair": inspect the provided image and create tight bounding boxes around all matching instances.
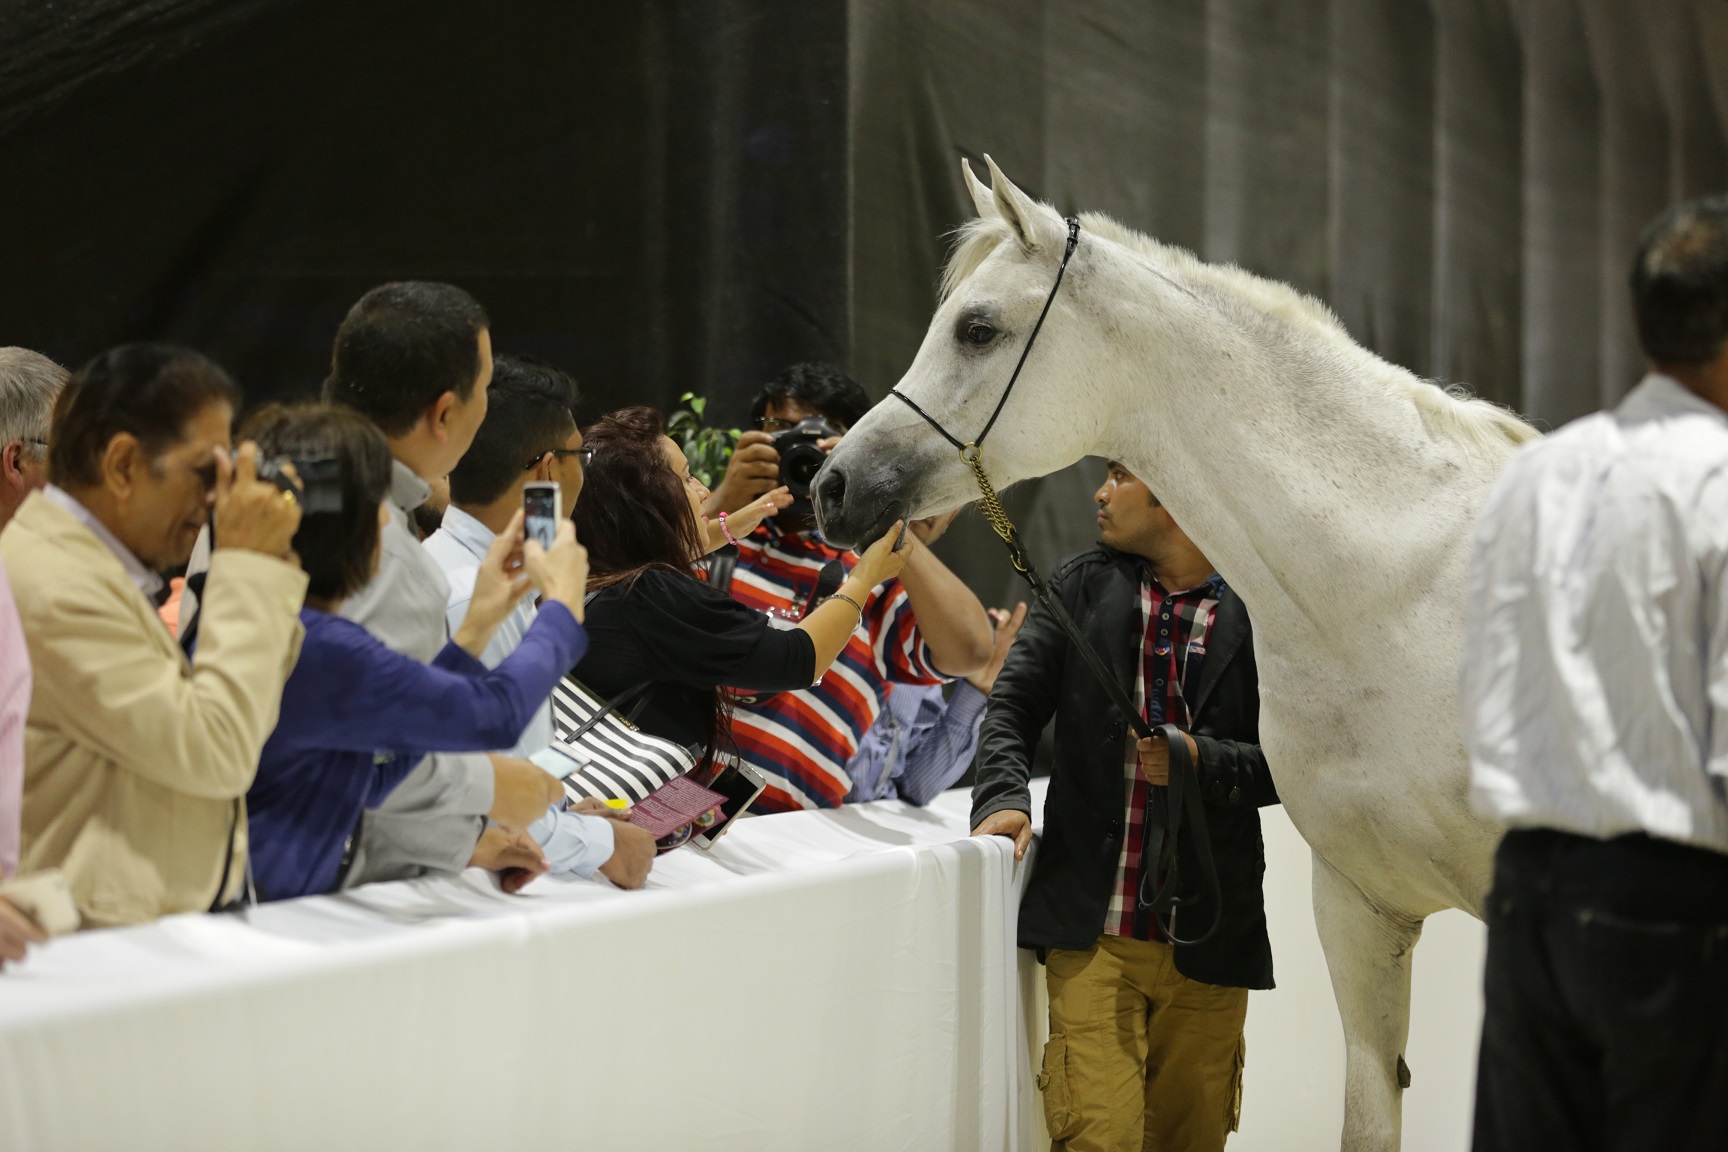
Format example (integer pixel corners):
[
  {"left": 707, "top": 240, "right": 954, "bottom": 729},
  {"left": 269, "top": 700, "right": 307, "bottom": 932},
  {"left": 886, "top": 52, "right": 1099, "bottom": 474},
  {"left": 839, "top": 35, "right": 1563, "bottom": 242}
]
[
  {"left": 748, "top": 362, "right": 872, "bottom": 431},
  {"left": 49, "top": 343, "right": 240, "bottom": 488},
  {"left": 1631, "top": 196, "right": 1728, "bottom": 367},
  {"left": 241, "top": 403, "right": 393, "bottom": 602},
  {"left": 448, "top": 355, "right": 579, "bottom": 507},
  {"left": 322, "top": 281, "right": 490, "bottom": 437}
]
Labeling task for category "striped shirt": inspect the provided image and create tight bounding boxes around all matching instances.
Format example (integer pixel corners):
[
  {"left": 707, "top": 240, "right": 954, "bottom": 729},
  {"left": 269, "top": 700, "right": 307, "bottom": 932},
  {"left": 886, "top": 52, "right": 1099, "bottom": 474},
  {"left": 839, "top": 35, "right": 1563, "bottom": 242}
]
[
  {"left": 725, "top": 524, "right": 947, "bottom": 812},
  {"left": 1105, "top": 568, "right": 1224, "bottom": 940}
]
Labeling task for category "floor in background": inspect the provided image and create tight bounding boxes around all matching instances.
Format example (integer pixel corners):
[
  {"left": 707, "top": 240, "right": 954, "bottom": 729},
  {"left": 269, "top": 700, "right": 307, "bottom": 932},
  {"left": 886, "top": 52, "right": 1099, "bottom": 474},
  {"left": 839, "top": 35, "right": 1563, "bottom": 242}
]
[{"left": 1232, "top": 806, "right": 1487, "bottom": 1152}]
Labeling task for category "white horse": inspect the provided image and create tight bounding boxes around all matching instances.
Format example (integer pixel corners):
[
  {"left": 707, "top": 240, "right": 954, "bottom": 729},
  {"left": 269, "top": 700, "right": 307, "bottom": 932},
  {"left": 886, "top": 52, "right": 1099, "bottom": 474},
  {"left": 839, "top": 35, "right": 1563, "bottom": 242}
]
[{"left": 814, "top": 157, "right": 1539, "bottom": 1151}]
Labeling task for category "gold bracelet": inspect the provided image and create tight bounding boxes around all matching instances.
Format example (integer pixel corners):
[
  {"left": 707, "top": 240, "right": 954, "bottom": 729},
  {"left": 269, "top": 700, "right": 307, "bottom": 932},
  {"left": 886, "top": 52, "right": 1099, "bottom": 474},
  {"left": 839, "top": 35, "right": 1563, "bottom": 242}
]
[{"left": 821, "top": 592, "right": 865, "bottom": 620}]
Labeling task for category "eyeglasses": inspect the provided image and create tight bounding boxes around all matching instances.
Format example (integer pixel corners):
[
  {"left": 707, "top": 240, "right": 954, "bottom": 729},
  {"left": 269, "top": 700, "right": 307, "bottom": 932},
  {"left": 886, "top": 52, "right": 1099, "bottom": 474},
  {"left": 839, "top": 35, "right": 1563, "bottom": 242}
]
[
  {"left": 757, "top": 417, "right": 799, "bottom": 434},
  {"left": 526, "top": 446, "right": 593, "bottom": 470}
]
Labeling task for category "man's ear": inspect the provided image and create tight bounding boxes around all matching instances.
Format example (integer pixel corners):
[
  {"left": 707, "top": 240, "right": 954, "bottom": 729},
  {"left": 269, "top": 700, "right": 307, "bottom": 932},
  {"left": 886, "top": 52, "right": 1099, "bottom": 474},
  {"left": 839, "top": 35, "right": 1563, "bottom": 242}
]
[
  {"left": 531, "top": 452, "right": 555, "bottom": 482},
  {"left": 0, "top": 442, "right": 22, "bottom": 489},
  {"left": 426, "top": 391, "right": 460, "bottom": 442},
  {"left": 101, "top": 433, "right": 147, "bottom": 498}
]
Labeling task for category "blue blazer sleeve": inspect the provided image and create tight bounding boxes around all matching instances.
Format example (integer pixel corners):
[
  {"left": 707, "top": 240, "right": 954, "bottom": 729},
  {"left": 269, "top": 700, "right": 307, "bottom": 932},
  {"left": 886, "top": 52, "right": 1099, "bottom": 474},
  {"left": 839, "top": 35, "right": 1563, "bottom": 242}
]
[{"left": 275, "top": 604, "right": 588, "bottom": 758}]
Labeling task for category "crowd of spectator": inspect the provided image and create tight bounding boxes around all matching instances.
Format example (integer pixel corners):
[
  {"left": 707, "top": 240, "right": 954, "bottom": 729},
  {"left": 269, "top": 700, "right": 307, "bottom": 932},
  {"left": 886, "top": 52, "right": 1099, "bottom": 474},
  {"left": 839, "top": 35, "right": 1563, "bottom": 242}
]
[{"left": 0, "top": 280, "right": 1017, "bottom": 961}]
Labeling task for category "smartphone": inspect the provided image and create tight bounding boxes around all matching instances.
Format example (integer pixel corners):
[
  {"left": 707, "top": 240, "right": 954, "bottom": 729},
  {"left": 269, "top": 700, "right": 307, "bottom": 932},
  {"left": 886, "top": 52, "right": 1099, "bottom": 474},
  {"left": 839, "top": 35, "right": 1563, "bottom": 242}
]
[
  {"left": 692, "top": 761, "right": 769, "bottom": 849},
  {"left": 523, "top": 481, "right": 561, "bottom": 551}
]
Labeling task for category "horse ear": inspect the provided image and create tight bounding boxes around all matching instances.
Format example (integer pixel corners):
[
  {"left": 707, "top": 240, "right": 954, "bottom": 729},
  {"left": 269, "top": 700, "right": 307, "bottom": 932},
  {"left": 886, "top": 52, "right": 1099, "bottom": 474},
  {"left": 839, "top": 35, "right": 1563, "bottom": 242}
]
[
  {"left": 962, "top": 158, "right": 997, "bottom": 220},
  {"left": 983, "top": 154, "right": 1040, "bottom": 252}
]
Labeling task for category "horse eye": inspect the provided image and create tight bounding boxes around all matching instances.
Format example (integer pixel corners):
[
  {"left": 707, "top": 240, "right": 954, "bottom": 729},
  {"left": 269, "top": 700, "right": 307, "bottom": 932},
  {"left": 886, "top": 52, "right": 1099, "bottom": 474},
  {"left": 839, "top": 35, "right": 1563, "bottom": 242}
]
[{"left": 965, "top": 321, "right": 996, "bottom": 345}]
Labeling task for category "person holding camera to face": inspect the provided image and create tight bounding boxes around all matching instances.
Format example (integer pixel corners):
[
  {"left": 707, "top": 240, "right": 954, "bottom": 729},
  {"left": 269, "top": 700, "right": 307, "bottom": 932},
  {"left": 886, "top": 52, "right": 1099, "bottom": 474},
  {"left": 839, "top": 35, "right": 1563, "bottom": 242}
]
[
  {"left": 700, "top": 363, "right": 994, "bottom": 813},
  {"left": 2, "top": 345, "right": 307, "bottom": 926},
  {"left": 238, "top": 404, "right": 598, "bottom": 901}
]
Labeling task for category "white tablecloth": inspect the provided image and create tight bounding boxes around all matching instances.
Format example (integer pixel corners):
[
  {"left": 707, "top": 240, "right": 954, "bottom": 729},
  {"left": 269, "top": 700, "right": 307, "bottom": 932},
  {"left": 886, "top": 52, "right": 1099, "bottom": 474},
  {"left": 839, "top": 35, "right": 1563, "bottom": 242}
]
[
  {"left": 0, "top": 780, "right": 1489, "bottom": 1152},
  {"left": 0, "top": 787, "right": 1045, "bottom": 1152}
]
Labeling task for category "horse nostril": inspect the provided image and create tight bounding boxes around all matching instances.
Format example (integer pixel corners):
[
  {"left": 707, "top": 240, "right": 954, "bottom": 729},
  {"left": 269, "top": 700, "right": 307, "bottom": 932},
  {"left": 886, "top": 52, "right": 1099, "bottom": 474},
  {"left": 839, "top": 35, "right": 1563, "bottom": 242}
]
[{"left": 818, "top": 467, "right": 847, "bottom": 510}]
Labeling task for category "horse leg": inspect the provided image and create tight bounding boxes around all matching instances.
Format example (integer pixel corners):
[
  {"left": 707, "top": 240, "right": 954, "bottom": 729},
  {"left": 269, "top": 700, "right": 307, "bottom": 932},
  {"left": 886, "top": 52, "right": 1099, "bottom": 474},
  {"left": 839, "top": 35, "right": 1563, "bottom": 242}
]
[{"left": 1312, "top": 851, "right": 1424, "bottom": 1152}]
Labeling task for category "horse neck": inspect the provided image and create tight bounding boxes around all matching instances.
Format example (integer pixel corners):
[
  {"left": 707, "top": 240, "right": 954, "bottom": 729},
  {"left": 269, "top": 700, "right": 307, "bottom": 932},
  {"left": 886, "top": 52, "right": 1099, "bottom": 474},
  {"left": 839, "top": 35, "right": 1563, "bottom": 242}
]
[{"left": 1077, "top": 262, "right": 1494, "bottom": 645}]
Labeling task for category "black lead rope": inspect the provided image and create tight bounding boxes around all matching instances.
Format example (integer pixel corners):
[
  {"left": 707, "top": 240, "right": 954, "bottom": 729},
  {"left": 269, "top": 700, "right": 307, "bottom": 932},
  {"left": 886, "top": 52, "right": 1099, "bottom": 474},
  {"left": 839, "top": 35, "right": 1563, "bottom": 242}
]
[{"left": 887, "top": 216, "right": 1222, "bottom": 946}]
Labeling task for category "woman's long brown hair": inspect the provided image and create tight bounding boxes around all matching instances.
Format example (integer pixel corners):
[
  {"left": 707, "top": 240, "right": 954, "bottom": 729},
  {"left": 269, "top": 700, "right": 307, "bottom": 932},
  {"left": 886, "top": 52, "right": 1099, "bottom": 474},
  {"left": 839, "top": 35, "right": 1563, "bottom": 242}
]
[{"left": 573, "top": 405, "right": 731, "bottom": 774}]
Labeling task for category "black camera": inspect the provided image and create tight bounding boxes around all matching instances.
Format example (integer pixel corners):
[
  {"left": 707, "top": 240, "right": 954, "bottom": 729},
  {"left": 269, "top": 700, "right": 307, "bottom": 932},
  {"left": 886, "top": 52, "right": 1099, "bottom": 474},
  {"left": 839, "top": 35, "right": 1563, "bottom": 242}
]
[
  {"left": 773, "top": 417, "right": 841, "bottom": 503},
  {"left": 257, "top": 455, "right": 343, "bottom": 515}
]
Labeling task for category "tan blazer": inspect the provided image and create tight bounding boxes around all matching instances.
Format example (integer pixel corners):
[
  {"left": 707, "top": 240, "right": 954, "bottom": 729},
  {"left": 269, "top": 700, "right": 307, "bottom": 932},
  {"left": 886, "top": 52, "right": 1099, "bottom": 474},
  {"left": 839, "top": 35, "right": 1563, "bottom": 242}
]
[{"left": 1, "top": 493, "right": 306, "bottom": 926}]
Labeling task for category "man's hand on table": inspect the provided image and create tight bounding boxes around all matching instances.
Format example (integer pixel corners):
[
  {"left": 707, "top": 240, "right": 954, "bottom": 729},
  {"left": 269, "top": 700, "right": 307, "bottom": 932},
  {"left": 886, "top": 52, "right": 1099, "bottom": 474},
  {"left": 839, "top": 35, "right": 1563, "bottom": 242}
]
[
  {"left": 598, "top": 821, "right": 656, "bottom": 890},
  {"left": 970, "top": 809, "right": 1033, "bottom": 861},
  {"left": 469, "top": 826, "right": 550, "bottom": 894},
  {"left": 0, "top": 896, "right": 47, "bottom": 967}
]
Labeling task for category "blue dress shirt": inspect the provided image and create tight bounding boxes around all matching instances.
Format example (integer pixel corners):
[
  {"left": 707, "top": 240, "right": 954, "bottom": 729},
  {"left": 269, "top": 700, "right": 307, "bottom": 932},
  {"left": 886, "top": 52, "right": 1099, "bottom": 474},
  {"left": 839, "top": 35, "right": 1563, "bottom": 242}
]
[
  {"left": 845, "top": 681, "right": 989, "bottom": 806},
  {"left": 248, "top": 601, "right": 588, "bottom": 900}
]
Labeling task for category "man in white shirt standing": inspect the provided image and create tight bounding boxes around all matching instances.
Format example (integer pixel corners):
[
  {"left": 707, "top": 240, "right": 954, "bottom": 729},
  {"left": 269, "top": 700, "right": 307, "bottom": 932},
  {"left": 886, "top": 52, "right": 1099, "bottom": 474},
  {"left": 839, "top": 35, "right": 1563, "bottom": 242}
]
[{"left": 1462, "top": 196, "right": 1728, "bottom": 1151}]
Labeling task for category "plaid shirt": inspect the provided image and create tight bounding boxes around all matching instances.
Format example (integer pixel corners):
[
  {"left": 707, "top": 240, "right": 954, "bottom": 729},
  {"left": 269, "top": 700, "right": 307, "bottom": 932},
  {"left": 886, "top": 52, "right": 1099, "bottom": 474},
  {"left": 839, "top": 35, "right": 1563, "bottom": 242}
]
[
  {"left": 724, "top": 523, "right": 947, "bottom": 812},
  {"left": 1104, "top": 567, "right": 1225, "bottom": 941}
]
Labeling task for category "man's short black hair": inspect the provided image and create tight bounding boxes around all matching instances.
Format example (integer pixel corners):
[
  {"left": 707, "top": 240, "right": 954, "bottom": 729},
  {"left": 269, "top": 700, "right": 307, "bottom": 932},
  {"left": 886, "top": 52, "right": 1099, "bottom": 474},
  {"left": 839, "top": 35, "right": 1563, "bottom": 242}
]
[
  {"left": 49, "top": 343, "right": 240, "bottom": 489},
  {"left": 748, "top": 362, "right": 871, "bottom": 431},
  {"left": 242, "top": 403, "right": 393, "bottom": 602},
  {"left": 322, "top": 281, "right": 489, "bottom": 438},
  {"left": 448, "top": 355, "right": 579, "bottom": 507},
  {"left": 1631, "top": 196, "right": 1728, "bottom": 367}
]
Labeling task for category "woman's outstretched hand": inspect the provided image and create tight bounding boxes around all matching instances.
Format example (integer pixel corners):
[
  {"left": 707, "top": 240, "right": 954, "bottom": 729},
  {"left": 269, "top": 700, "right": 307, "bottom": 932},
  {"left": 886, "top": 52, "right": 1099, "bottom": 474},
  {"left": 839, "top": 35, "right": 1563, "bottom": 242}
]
[
  {"left": 702, "top": 485, "right": 793, "bottom": 554},
  {"left": 851, "top": 519, "right": 912, "bottom": 588}
]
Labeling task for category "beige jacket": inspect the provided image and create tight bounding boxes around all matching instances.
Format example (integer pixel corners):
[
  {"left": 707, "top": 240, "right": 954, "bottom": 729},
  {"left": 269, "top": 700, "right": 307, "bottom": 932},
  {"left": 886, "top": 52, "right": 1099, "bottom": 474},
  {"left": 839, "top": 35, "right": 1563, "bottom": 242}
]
[{"left": 1, "top": 493, "right": 306, "bottom": 926}]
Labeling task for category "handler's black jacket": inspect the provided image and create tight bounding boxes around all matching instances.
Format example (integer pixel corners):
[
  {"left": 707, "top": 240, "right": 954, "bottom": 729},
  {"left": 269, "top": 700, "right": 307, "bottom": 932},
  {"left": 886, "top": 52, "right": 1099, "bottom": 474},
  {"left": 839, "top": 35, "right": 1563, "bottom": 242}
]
[{"left": 971, "top": 546, "right": 1279, "bottom": 990}]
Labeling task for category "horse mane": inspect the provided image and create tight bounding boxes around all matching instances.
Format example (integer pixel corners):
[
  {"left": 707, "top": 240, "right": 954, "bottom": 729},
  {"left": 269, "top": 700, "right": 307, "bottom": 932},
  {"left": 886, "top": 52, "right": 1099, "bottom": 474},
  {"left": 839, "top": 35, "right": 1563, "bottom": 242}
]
[{"left": 942, "top": 211, "right": 1541, "bottom": 453}]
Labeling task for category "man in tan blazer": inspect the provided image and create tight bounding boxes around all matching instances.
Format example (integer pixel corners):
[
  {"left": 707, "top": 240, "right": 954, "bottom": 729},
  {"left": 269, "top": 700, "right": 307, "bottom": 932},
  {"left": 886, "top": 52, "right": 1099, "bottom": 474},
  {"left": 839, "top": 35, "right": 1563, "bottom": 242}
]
[{"left": 1, "top": 344, "right": 306, "bottom": 927}]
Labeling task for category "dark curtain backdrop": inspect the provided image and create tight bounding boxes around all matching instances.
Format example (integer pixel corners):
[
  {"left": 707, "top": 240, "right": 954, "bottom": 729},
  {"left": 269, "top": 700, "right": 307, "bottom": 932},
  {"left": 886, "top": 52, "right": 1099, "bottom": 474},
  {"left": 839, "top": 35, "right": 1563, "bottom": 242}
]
[
  {"left": 4, "top": 0, "right": 1727, "bottom": 601},
  {"left": 852, "top": 0, "right": 1728, "bottom": 603},
  {"left": 0, "top": 0, "right": 849, "bottom": 423}
]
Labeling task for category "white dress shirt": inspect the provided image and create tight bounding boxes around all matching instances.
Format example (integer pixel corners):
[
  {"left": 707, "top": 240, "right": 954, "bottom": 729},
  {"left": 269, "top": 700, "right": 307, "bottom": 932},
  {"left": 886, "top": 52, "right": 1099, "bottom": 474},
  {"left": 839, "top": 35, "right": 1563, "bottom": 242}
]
[
  {"left": 423, "top": 506, "right": 549, "bottom": 756},
  {"left": 422, "top": 503, "right": 612, "bottom": 878},
  {"left": 1462, "top": 374, "right": 1728, "bottom": 852}
]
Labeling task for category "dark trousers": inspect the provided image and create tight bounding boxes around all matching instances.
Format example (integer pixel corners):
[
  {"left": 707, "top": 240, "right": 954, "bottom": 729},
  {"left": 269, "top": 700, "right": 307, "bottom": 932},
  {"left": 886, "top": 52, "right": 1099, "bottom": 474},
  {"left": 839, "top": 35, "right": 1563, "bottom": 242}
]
[{"left": 1473, "top": 827, "right": 1728, "bottom": 1152}]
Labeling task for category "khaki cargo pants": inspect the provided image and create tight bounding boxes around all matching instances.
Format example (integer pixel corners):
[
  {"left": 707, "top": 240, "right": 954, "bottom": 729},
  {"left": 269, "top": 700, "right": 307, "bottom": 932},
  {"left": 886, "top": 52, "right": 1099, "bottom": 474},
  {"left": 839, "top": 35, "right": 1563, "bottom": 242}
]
[{"left": 1040, "top": 935, "right": 1247, "bottom": 1151}]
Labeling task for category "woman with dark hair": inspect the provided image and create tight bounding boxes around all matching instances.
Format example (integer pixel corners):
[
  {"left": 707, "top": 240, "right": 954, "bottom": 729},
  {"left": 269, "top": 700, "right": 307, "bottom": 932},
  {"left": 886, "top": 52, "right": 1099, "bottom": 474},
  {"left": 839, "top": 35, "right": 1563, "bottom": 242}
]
[
  {"left": 572, "top": 406, "right": 907, "bottom": 771},
  {"left": 242, "top": 404, "right": 592, "bottom": 900}
]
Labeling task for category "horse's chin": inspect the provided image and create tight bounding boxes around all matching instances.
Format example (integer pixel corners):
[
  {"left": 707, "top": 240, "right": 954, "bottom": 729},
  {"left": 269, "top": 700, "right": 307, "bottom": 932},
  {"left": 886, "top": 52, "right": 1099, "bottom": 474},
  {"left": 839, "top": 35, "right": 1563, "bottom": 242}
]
[{"left": 814, "top": 498, "right": 905, "bottom": 553}]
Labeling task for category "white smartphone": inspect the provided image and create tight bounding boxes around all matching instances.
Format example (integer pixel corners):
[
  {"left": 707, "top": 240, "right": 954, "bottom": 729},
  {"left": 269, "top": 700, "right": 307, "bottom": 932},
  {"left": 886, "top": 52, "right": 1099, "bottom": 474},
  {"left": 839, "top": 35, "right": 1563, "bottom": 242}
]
[
  {"left": 523, "top": 481, "right": 561, "bottom": 551},
  {"left": 0, "top": 868, "right": 80, "bottom": 935},
  {"left": 692, "top": 761, "right": 769, "bottom": 849}
]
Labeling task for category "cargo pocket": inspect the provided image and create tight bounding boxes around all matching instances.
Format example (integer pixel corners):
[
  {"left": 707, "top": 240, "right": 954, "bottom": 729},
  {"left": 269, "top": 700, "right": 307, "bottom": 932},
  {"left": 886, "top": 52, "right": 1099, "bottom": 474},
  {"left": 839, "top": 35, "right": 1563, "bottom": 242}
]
[
  {"left": 1227, "top": 1033, "right": 1246, "bottom": 1133},
  {"left": 1036, "top": 1032, "right": 1081, "bottom": 1141}
]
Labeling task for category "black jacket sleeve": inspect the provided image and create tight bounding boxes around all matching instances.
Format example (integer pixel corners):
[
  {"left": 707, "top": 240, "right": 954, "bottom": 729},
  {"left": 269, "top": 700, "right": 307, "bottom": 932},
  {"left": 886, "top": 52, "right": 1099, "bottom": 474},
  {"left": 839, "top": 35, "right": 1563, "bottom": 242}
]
[
  {"left": 1192, "top": 734, "right": 1279, "bottom": 810},
  {"left": 969, "top": 565, "right": 1076, "bottom": 827}
]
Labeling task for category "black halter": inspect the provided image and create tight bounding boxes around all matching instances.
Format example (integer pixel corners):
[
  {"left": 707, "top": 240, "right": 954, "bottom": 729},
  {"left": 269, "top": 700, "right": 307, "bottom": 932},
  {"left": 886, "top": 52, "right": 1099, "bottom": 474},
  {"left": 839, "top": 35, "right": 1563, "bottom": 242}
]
[{"left": 888, "top": 216, "right": 1222, "bottom": 946}]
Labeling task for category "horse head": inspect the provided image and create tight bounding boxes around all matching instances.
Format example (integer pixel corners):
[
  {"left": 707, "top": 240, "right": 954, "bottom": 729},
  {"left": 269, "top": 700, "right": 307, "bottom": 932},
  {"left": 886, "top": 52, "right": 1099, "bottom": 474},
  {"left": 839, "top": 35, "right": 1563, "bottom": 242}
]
[{"left": 816, "top": 157, "right": 1115, "bottom": 549}]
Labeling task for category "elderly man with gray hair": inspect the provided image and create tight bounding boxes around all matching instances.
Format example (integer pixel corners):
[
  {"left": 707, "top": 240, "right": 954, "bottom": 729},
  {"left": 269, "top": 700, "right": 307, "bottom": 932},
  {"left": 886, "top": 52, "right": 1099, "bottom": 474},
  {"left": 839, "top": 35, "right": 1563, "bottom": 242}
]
[{"left": 0, "top": 347, "right": 68, "bottom": 533}]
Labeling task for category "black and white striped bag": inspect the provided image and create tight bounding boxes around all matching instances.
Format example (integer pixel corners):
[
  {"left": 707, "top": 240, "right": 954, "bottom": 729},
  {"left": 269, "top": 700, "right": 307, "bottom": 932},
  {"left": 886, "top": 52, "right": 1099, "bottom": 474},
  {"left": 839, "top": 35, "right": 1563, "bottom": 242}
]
[{"left": 544, "top": 678, "right": 697, "bottom": 804}]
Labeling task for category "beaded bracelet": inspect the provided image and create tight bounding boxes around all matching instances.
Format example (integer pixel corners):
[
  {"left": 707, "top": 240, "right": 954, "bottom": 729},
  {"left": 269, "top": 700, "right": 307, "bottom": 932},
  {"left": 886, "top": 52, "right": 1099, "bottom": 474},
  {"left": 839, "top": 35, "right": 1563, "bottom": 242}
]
[{"left": 717, "top": 510, "right": 740, "bottom": 548}]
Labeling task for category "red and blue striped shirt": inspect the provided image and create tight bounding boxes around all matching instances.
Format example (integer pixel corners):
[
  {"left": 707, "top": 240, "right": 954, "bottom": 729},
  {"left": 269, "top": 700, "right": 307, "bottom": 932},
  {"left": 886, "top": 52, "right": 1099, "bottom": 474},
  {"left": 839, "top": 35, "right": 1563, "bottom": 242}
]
[{"left": 725, "top": 524, "right": 947, "bottom": 812}]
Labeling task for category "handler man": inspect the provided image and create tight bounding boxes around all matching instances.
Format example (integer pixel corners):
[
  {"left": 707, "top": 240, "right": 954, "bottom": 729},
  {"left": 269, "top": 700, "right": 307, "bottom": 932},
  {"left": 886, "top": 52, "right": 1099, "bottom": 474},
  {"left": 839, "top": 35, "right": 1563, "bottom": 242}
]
[
  {"left": 1463, "top": 197, "right": 1728, "bottom": 1149},
  {"left": 971, "top": 461, "right": 1279, "bottom": 1151}
]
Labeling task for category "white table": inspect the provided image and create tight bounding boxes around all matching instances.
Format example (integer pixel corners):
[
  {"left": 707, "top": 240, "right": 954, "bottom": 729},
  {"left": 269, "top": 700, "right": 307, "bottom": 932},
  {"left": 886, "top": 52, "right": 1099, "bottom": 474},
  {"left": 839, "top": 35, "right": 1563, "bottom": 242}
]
[
  {"left": 0, "top": 788, "right": 1043, "bottom": 1152},
  {"left": 0, "top": 782, "right": 1487, "bottom": 1152}
]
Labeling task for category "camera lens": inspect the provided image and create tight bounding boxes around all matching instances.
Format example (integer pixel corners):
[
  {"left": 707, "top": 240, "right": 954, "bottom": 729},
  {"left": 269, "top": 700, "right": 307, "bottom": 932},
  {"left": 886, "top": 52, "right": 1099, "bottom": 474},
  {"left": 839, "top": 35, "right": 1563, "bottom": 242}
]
[{"left": 780, "top": 442, "right": 825, "bottom": 497}]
